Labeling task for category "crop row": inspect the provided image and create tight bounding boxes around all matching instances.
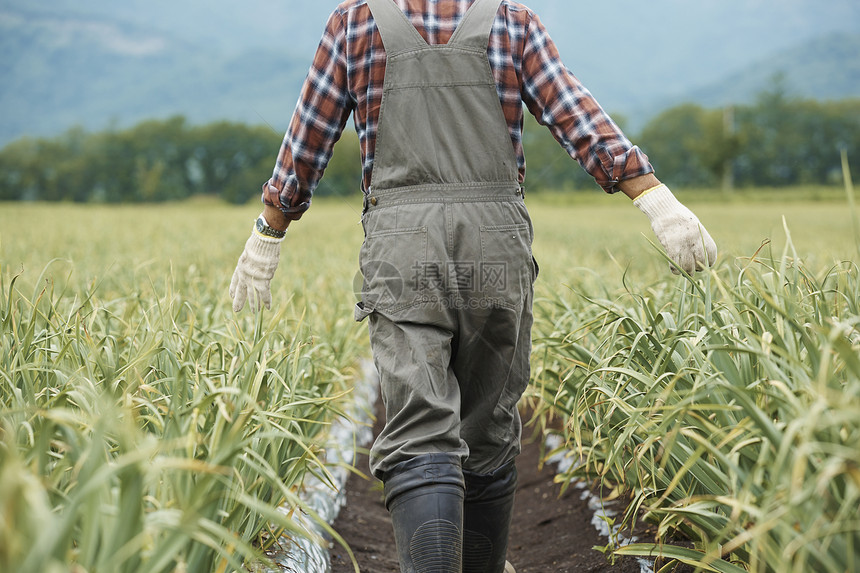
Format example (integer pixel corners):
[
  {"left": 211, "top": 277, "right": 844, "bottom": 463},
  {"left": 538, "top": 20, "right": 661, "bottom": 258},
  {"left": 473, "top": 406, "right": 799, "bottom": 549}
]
[{"left": 529, "top": 237, "right": 860, "bottom": 572}]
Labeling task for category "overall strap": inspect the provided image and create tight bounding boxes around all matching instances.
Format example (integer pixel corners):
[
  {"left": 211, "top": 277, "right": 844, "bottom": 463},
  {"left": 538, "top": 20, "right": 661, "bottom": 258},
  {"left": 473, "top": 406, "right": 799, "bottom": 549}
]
[
  {"left": 448, "top": 0, "right": 502, "bottom": 50},
  {"left": 366, "top": 0, "right": 428, "bottom": 55}
]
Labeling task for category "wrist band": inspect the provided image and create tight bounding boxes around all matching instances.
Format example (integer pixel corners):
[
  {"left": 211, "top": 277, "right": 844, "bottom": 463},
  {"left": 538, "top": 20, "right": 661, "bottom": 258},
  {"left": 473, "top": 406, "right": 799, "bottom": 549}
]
[{"left": 635, "top": 183, "right": 667, "bottom": 201}]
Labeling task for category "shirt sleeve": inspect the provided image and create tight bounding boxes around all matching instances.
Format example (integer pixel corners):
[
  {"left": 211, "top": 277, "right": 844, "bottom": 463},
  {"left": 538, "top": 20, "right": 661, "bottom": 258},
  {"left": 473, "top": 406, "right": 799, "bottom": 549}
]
[
  {"left": 262, "top": 9, "right": 354, "bottom": 219},
  {"left": 519, "top": 12, "right": 653, "bottom": 193}
]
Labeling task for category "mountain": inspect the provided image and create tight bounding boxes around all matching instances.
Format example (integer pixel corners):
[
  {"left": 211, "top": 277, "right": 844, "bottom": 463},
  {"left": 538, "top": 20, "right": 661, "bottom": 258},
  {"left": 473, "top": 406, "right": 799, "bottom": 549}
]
[
  {"left": 686, "top": 32, "right": 860, "bottom": 107},
  {"left": 1, "top": 0, "right": 859, "bottom": 146},
  {"left": 623, "top": 32, "right": 860, "bottom": 131},
  {"left": 0, "top": 4, "right": 316, "bottom": 142}
]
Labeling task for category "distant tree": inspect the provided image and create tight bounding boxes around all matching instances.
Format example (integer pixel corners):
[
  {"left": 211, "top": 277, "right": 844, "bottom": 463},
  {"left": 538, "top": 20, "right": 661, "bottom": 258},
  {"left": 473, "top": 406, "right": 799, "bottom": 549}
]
[
  {"left": 639, "top": 104, "right": 715, "bottom": 187},
  {"left": 735, "top": 89, "right": 860, "bottom": 187},
  {"left": 637, "top": 83, "right": 860, "bottom": 189},
  {"left": 692, "top": 106, "right": 743, "bottom": 191},
  {"left": 0, "top": 138, "right": 40, "bottom": 201},
  {"left": 2, "top": 95, "right": 858, "bottom": 203},
  {"left": 187, "top": 121, "right": 281, "bottom": 203}
]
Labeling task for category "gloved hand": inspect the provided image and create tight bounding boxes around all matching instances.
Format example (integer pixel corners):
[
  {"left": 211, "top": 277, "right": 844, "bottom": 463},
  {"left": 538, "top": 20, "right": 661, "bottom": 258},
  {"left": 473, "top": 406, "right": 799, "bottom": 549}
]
[
  {"left": 229, "top": 217, "right": 284, "bottom": 312},
  {"left": 634, "top": 184, "right": 717, "bottom": 274}
]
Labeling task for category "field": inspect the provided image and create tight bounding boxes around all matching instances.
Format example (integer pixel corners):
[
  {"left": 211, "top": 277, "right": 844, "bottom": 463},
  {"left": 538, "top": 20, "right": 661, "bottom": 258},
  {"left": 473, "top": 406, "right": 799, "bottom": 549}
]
[{"left": 1, "top": 189, "right": 858, "bottom": 572}]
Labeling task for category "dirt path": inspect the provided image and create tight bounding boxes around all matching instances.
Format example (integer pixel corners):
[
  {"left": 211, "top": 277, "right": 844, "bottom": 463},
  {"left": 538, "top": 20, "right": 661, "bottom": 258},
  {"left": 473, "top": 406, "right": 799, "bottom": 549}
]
[{"left": 329, "top": 406, "right": 650, "bottom": 573}]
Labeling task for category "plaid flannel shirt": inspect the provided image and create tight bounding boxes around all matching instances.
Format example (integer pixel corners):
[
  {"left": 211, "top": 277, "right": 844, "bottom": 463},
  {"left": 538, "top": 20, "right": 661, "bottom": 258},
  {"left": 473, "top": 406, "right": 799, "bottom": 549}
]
[{"left": 263, "top": 0, "right": 653, "bottom": 220}]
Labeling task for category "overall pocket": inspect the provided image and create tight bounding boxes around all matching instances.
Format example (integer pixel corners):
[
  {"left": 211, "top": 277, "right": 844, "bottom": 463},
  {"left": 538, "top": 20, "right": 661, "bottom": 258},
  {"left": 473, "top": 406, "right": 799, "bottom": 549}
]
[
  {"left": 479, "top": 222, "right": 532, "bottom": 310},
  {"left": 358, "top": 226, "right": 428, "bottom": 315}
]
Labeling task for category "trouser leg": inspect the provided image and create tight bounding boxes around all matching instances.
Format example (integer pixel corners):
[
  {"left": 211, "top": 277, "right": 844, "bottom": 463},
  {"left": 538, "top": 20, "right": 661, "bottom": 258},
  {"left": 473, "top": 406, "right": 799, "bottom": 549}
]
[
  {"left": 462, "top": 460, "right": 518, "bottom": 573},
  {"left": 384, "top": 453, "right": 466, "bottom": 573},
  {"left": 368, "top": 315, "right": 467, "bottom": 479}
]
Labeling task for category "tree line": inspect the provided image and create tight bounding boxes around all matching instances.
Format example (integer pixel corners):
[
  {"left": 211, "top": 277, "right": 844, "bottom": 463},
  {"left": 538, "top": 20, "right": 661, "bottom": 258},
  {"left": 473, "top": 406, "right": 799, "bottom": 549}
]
[{"left": 1, "top": 92, "right": 858, "bottom": 204}]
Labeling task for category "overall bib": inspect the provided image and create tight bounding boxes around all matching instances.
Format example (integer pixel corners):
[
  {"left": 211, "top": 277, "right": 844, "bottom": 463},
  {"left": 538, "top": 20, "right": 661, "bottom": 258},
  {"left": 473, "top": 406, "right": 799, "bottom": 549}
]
[
  {"left": 358, "top": 0, "right": 536, "bottom": 480},
  {"left": 358, "top": 3, "right": 534, "bottom": 570}
]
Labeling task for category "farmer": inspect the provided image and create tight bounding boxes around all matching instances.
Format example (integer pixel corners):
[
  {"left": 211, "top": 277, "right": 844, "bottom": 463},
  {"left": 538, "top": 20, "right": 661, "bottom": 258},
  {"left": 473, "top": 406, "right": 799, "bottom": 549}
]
[{"left": 230, "top": 0, "right": 717, "bottom": 572}]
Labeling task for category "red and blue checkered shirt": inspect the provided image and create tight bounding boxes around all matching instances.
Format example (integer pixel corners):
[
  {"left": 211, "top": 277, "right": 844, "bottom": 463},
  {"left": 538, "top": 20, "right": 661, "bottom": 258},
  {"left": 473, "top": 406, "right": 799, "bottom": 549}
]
[{"left": 264, "top": 0, "right": 653, "bottom": 220}]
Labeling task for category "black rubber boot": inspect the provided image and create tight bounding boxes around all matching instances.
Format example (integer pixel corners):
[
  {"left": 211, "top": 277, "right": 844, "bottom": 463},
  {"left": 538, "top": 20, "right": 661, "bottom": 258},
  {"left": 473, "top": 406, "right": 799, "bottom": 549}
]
[
  {"left": 383, "top": 453, "right": 465, "bottom": 573},
  {"left": 462, "top": 460, "right": 518, "bottom": 573}
]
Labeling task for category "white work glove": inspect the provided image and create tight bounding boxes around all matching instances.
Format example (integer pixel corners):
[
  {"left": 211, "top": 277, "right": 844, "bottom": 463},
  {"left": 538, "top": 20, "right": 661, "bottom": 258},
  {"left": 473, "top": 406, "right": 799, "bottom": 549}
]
[
  {"left": 229, "top": 216, "right": 284, "bottom": 312},
  {"left": 634, "top": 184, "right": 717, "bottom": 274}
]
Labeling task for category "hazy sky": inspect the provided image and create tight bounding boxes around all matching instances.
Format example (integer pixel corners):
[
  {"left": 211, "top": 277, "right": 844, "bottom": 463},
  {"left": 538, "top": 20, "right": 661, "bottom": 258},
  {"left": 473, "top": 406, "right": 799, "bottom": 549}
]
[
  {"left": 3, "top": 0, "right": 858, "bottom": 140},
  {"left": 9, "top": 1, "right": 858, "bottom": 95},
  {"left": 87, "top": 0, "right": 859, "bottom": 102}
]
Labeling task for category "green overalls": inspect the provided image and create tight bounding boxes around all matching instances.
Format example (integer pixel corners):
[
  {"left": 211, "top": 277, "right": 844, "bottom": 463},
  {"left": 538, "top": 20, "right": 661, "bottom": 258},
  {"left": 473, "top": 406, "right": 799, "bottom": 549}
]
[
  {"left": 357, "top": 3, "right": 533, "bottom": 570},
  {"left": 357, "top": 0, "right": 536, "bottom": 480}
]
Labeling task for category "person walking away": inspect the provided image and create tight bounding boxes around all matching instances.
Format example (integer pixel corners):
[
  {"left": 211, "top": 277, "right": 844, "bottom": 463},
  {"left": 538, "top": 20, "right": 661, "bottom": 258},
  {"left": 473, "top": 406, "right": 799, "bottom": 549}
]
[{"left": 229, "top": 1, "right": 717, "bottom": 572}]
